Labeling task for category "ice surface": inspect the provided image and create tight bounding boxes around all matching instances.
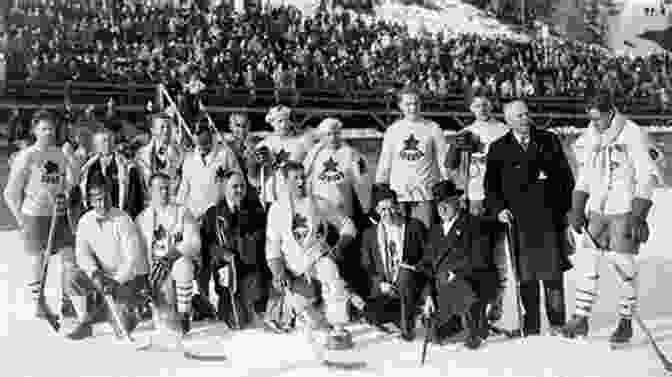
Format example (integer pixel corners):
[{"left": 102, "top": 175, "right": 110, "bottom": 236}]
[{"left": 2, "top": 190, "right": 672, "bottom": 377}]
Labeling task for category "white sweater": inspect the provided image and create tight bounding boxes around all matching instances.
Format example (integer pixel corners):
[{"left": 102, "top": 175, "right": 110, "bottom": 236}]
[
  {"left": 375, "top": 117, "right": 449, "bottom": 202},
  {"left": 176, "top": 144, "right": 241, "bottom": 219}
]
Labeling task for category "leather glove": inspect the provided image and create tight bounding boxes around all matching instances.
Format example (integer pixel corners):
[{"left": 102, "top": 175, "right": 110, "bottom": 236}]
[
  {"left": 54, "top": 193, "right": 68, "bottom": 213},
  {"left": 630, "top": 197, "right": 653, "bottom": 243},
  {"left": 567, "top": 190, "right": 589, "bottom": 233},
  {"left": 92, "top": 270, "right": 120, "bottom": 296},
  {"left": 149, "top": 249, "right": 181, "bottom": 293},
  {"left": 455, "top": 130, "right": 477, "bottom": 153}
]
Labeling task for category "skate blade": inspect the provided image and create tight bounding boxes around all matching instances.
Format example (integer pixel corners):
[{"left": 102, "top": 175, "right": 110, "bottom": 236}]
[{"left": 609, "top": 341, "right": 632, "bottom": 350}]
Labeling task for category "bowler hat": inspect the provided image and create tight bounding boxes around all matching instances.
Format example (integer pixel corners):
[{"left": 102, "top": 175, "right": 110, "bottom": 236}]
[{"left": 432, "top": 180, "right": 464, "bottom": 203}]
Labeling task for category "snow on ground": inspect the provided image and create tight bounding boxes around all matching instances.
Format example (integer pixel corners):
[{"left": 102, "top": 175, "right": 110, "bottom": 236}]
[{"left": 2, "top": 190, "right": 672, "bottom": 377}]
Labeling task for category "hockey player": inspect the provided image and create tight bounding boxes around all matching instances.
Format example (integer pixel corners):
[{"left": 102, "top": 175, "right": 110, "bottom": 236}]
[
  {"left": 135, "top": 113, "right": 184, "bottom": 203},
  {"left": 177, "top": 122, "right": 241, "bottom": 220},
  {"left": 136, "top": 172, "right": 201, "bottom": 335},
  {"left": 447, "top": 96, "right": 509, "bottom": 323},
  {"left": 250, "top": 105, "right": 315, "bottom": 206},
  {"left": 225, "top": 113, "right": 261, "bottom": 183},
  {"left": 80, "top": 128, "right": 145, "bottom": 219},
  {"left": 561, "top": 94, "right": 663, "bottom": 345},
  {"left": 266, "top": 161, "right": 365, "bottom": 352},
  {"left": 3, "top": 109, "right": 77, "bottom": 321},
  {"left": 304, "top": 117, "right": 372, "bottom": 296},
  {"left": 375, "top": 86, "right": 450, "bottom": 228},
  {"left": 65, "top": 181, "right": 149, "bottom": 340}
]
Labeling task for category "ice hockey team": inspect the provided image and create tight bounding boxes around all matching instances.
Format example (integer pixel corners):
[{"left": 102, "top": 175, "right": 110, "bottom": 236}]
[{"left": 3, "top": 88, "right": 664, "bottom": 363}]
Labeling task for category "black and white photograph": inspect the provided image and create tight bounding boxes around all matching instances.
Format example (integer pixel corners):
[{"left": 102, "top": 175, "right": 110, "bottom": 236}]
[{"left": 2, "top": 0, "right": 672, "bottom": 375}]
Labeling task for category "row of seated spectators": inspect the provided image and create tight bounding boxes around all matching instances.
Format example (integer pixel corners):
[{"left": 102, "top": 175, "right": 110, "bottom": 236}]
[{"left": 3, "top": 2, "right": 672, "bottom": 111}]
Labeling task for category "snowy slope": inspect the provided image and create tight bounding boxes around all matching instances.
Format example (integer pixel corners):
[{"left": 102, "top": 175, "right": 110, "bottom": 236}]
[{"left": 2, "top": 190, "right": 672, "bottom": 377}]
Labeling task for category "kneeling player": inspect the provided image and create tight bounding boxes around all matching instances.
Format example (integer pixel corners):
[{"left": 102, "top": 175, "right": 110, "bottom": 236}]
[
  {"left": 266, "top": 161, "right": 365, "bottom": 352},
  {"left": 66, "top": 182, "right": 149, "bottom": 340},
  {"left": 136, "top": 172, "right": 201, "bottom": 336}
]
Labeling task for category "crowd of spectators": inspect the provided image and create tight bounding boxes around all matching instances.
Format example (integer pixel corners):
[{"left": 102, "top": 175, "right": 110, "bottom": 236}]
[{"left": 3, "top": 2, "right": 672, "bottom": 110}]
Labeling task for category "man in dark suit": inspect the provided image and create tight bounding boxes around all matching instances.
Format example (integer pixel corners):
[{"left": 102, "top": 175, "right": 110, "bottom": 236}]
[
  {"left": 200, "top": 169, "right": 267, "bottom": 329},
  {"left": 360, "top": 184, "right": 426, "bottom": 341},
  {"left": 484, "top": 100, "right": 575, "bottom": 336},
  {"left": 419, "top": 180, "right": 499, "bottom": 349}
]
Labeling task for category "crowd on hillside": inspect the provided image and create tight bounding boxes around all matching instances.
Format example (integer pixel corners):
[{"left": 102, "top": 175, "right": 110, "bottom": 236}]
[{"left": 2, "top": 2, "right": 672, "bottom": 109}]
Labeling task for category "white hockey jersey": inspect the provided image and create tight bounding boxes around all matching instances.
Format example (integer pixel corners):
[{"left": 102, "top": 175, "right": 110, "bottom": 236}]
[
  {"left": 303, "top": 142, "right": 372, "bottom": 217},
  {"left": 459, "top": 118, "right": 509, "bottom": 201},
  {"left": 255, "top": 132, "right": 315, "bottom": 203},
  {"left": 135, "top": 203, "right": 201, "bottom": 265},
  {"left": 375, "top": 118, "right": 449, "bottom": 202},
  {"left": 266, "top": 196, "right": 355, "bottom": 275},
  {"left": 574, "top": 114, "right": 664, "bottom": 215}
]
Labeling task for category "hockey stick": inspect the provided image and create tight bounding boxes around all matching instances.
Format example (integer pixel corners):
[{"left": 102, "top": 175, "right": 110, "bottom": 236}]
[
  {"left": 504, "top": 218, "right": 527, "bottom": 338},
  {"left": 582, "top": 228, "right": 672, "bottom": 372},
  {"left": 420, "top": 310, "right": 436, "bottom": 366},
  {"left": 37, "top": 203, "right": 62, "bottom": 332}
]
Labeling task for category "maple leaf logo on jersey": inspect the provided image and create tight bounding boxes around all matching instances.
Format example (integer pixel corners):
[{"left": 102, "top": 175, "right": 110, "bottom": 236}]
[
  {"left": 292, "top": 213, "right": 310, "bottom": 242},
  {"left": 40, "top": 160, "right": 61, "bottom": 184},
  {"left": 273, "top": 149, "right": 290, "bottom": 168},
  {"left": 318, "top": 157, "right": 345, "bottom": 183},
  {"left": 399, "top": 134, "right": 424, "bottom": 161}
]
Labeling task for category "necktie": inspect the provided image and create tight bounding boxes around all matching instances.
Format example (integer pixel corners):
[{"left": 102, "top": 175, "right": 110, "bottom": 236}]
[
  {"left": 387, "top": 240, "right": 397, "bottom": 280},
  {"left": 520, "top": 136, "right": 529, "bottom": 151}
]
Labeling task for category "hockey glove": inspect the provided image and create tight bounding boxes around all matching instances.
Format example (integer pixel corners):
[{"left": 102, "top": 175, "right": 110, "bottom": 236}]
[
  {"left": 455, "top": 130, "right": 476, "bottom": 152},
  {"left": 567, "top": 191, "right": 589, "bottom": 233},
  {"left": 149, "top": 249, "right": 181, "bottom": 293},
  {"left": 92, "top": 270, "right": 120, "bottom": 296},
  {"left": 630, "top": 197, "right": 653, "bottom": 243},
  {"left": 54, "top": 193, "right": 68, "bottom": 215}
]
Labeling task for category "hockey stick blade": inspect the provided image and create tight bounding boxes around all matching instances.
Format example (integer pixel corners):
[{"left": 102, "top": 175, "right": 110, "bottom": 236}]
[
  {"left": 183, "top": 350, "right": 227, "bottom": 362},
  {"left": 488, "top": 324, "right": 518, "bottom": 338},
  {"left": 321, "top": 360, "right": 368, "bottom": 370},
  {"left": 137, "top": 340, "right": 227, "bottom": 361},
  {"left": 38, "top": 298, "right": 61, "bottom": 332}
]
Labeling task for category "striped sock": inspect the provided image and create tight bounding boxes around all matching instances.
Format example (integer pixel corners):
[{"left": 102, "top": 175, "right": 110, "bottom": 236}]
[
  {"left": 29, "top": 281, "right": 41, "bottom": 303},
  {"left": 575, "top": 286, "right": 598, "bottom": 318},
  {"left": 176, "top": 281, "right": 193, "bottom": 315}
]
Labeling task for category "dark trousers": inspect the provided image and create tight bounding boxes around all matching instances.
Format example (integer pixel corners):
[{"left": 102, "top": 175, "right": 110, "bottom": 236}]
[
  {"left": 364, "top": 268, "right": 420, "bottom": 334},
  {"left": 520, "top": 279, "right": 566, "bottom": 334}
]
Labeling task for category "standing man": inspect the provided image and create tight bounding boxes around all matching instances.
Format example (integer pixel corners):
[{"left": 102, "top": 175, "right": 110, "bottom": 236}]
[
  {"left": 80, "top": 128, "right": 145, "bottom": 219},
  {"left": 135, "top": 113, "right": 184, "bottom": 204},
  {"left": 376, "top": 87, "right": 449, "bottom": 228},
  {"left": 447, "top": 96, "right": 509, "bottom": 323},
  {"left": 177, "top": 123, "right": 241, "bottom": 319},
  {"left": 561, "top": 95, "right": 663, "bottom": 346},
  {"left": 135, "top": 173, "right": 201, "bottom": 335},
  {"left": 484, "top": 100, "right": 575, "bottom": 336},
  {"left": 4, "top": 110, "right": 77, "bottom": 322},
  {"left": 304, "top": 117, "right": 372, "bottom": 295}
]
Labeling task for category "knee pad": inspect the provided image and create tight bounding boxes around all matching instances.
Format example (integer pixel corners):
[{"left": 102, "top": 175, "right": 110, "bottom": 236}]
[{"left": 171, "top": 257, "right": 195, "bottom": 284}]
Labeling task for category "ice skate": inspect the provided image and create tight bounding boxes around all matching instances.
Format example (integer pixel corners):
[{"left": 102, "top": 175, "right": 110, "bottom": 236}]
[
  {"left": 609, "top": 318, "right": 633, "bottom": 349},
  {"left": 561, "top": 314, "right": 589, "bottom": 339}
]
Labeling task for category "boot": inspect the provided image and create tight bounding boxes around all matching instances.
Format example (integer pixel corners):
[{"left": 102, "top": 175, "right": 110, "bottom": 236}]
[
  {"left": 464, "top": 333, "right": 483, "bottom": 350},
  {"left": 191, "top": 294, "right": 216, "bottom": 321},
  {"left": 561, "top": 314, "right": 589, "bottom": 339},
  {"left": 180, "top": 312, "right": 191, "bottom": 336},
  {"left": 486, "top": 295, "right": 504, "bottom": 323},
  {"left": 65, "top": 321, "right": 93, "bottom": 340},
  {"left": 61, "top": 295, "right": 77, "bottom": 318},
  {"left": 325, "top": 327, "right": 354, "bottom": 350},
  {"left": 610, "top": 318, "right": 633, "bottom": 344}
]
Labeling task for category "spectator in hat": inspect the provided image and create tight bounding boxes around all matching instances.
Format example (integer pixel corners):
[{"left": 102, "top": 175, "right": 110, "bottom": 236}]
[
  {"left": 417, "top": 180, "right": 499, "bottom": 349},
  {"left": 360, "top": 183, "right": 426, "bottom": 341}
]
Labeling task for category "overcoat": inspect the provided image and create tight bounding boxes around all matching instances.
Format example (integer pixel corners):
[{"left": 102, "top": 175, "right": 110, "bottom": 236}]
[{"left": 484, "top": 128, "right": 575, "bottom": 282}]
